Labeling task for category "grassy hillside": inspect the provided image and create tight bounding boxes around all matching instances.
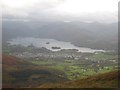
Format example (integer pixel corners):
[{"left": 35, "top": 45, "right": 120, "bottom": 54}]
[
  {"left": 2, "top": 54, "right": 68, "bottom": 88},
  {"left": 39, "top": 70, "right": 119, "bottom": 88},
  {"left": 2, "top": 54, "right": 119, "bottom": 88}
]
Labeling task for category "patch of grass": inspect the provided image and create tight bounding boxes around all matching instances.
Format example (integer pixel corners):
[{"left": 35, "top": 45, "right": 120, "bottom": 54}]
[
  {"left": 30, "top": 60, "right": 53, "bottom": 65},
  {"left": 39, "top": 70, "right": 119, "bottom": 88},
  {"left": 89, "top": 53, "right": 117, "bottom": 60},
  {"left": 29, "top": 59, "right": 117, "bottom": 80}
]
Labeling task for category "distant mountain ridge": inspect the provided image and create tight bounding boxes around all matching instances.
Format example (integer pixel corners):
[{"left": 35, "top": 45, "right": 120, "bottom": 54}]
[{"left": 2, "top": 21, "right": 118, "bottom": 50}]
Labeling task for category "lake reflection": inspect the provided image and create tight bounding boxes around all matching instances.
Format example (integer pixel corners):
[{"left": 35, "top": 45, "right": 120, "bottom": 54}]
[{"left": 8, "top": 37, "right": 105, "bottom": 53}]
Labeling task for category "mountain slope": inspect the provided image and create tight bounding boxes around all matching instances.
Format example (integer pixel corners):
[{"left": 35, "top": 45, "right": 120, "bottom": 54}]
[
  {"left": 2, "top": 54, "right": 68, "bottom": 88},
  {"left": 39, "top": 70, "right": 119, "bottom": 88}
]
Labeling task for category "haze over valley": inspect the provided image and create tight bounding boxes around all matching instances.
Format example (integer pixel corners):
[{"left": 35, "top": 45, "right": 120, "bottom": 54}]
[{"left": 2, "top": 0, "right": 119, "bottom": 88}]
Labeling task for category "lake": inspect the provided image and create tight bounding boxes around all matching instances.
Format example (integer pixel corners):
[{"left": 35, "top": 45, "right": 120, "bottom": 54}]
[{"left": 7, "top": 37, "right": 105, "bottom": 53}]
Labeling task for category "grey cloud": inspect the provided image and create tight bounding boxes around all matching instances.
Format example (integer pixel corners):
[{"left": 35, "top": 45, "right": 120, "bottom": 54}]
[{"left": 2, "top": 0, "right": 118, "bottom": 23}]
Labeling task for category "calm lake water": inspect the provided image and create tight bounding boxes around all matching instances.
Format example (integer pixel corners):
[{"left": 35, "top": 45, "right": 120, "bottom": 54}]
[{"left": 8, "top": 37, "right": 105, "bottom": 53}]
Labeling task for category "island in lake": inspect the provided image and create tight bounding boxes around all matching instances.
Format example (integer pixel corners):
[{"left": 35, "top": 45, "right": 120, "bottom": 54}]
[
  {"left": 46, "top": 42, "right": 50, "bottom": 44},
  {"left": 52, "top": 46, "right": 61, "bottom": 49}
]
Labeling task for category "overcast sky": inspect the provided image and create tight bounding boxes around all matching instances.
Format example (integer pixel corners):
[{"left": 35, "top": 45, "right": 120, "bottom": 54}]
[{"left": 1, "top": 0, "right": 119, "bottom": 23}]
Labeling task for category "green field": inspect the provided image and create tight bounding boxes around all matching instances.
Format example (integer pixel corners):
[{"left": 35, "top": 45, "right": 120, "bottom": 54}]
[
  {"left": 3, "top": 44, "right": 118, "bottom": 80},
  {"left": 88, "top": 52, "right": 118, "bottom": 60},
  {"left": 29, "top": 53, "right": 117, "bottom": 80}
]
